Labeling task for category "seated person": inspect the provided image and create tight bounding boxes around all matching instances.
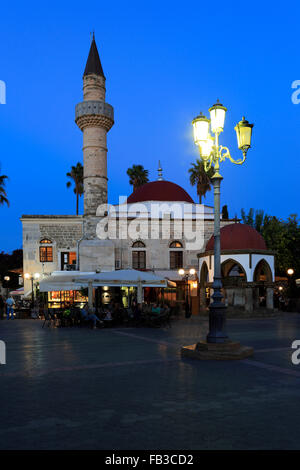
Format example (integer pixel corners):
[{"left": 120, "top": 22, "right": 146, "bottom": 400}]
[
  {"left": 81, "top": 304, "right": 103, "bottom": 329},
  {"left": 151, "top": 303, "right": 161, "bottom": 315}
]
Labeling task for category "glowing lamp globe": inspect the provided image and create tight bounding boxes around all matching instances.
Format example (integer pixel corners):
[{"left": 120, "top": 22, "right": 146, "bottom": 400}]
[
  {"left": 234, "top": 117, "right": 254, "bottom": 153},
  {"left": 209, "top": 100, "right": 227, "bottom": 133},
  {"left": 199, "top": 134, "right": 214, "bottom": 159},
  {"left": 192, "top": 112, "right": 210, "bottom": 145}
]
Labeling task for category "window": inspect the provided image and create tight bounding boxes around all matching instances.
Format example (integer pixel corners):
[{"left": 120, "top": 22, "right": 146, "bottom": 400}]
[
  {"left": 169, "top": 241, "right": 183, "bottom": 248},
  {"left": 169, "top": 241, "right": 183, "bottom": 270},
  {"left": 39, "top": 238, "right": 53, "bottom": 263},
  {"left": 132, "top": 251, "right": 146, "bottom": 269},
  {"left": 61, "top": 252, "right": 77, "bottom": 270},
  {"left": 170, "top": 251, "right": 183, "bottom": 270},
  {"left": 132, "top": 241, "right": 146, "bottom": 269},
  {"left": 39, "top": 246, "right": 53, "bottom": 262},
  {"left": 132, "top": 241, "right": 146, "bottom": 248},
  {"left": 40, "top": 238, "right": 52, "bottom": 244}
]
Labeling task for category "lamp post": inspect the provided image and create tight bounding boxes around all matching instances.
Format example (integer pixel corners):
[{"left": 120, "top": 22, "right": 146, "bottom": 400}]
[
  {"left": 191, "top": 101, "right": 253, "bottom": 343},
  {"left": 287, "top": 268, "right": 295, "bottom": 306},
  {"left": 178, "top": 268, "right": 196, "bottom": 317},
  {"left": 181, "top": 101, "right": 254, "bottom": 359},
  {"left": 4, "top": 276, "right": 10, "bottom": 298},
  {"left": 24, "top": 273, "right": 40, "bottom": 308}
]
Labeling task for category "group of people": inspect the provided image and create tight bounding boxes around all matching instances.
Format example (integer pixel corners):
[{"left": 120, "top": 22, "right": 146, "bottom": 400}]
[
  {"left": 0, "top": 294, "right": 172, "bottom": 328},
  {"left": 0, "top": 295, "right": 15, "bottom": 320},
  {"left": 75, "top": 300, "right": 171, "bottom": 330}
]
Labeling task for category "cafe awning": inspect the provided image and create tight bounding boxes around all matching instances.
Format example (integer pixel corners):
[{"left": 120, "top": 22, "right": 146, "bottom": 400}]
[{"left": 39, "top": 269, "right": 170, "bottom": 292}]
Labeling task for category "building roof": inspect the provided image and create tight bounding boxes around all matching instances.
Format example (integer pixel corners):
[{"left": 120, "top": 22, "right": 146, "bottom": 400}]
[
  {"left": 83, "top": 34, "right": 105, "bottom": 78},
  {"left": 127, "top": 180, "right": 194, "bottom": 204},
  {"left": 206, "top": 223, "right": 267, "bottom": 251}
]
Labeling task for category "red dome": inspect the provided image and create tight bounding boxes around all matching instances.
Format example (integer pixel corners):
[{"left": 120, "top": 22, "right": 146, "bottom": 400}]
[
  {"left": 206, "top": 223, "right": 267, "bottom": 251},
  {"left": 127, "top": 180, "right": 194, "bottom": 204}
]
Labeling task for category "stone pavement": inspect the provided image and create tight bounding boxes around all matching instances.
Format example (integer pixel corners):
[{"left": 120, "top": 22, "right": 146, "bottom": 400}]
[{"left": 0, "top": 315, "right": 300, "bottom": 450}]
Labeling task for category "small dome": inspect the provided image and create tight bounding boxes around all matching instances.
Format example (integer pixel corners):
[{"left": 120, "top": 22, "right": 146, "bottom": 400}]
[
  {"left": 127, "top": 180, "right": 194, "bottom": 204},
  {"left": 206, "top": 223, "right": 267, "bottom": 251}
]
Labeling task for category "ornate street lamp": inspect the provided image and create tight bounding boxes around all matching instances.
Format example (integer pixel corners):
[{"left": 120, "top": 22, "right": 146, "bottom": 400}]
[{"left": 182, "top": 101, "right": 254, "bottom": 359}]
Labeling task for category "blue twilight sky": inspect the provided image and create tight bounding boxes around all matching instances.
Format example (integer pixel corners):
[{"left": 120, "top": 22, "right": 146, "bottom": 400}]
[{"left": 0, "top": 0, "right": 300, "bottom": 252}]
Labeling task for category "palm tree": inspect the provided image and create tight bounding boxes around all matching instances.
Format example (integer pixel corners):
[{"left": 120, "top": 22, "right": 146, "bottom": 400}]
[
  {"left": 127, "top": 165, "right": 149, "bottom": 191},
  {"left": 66, "top": 162, "right": 83, "bottom": 215},
  {"left": 0, "top": 168, "right": 9, "bottom": 207},
  {"left": 188, "top": 159, "right": 214, "bottom": 204}
]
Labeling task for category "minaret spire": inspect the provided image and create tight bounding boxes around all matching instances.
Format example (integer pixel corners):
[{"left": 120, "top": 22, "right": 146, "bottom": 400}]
[
  {"left": 157, "top": 160, "right": 164, "bottom": 181},
  {"left": 84, "top": 33, "right": 105, "bottom": 78}
]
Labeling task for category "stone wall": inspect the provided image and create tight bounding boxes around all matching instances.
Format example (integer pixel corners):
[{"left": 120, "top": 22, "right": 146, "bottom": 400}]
[{"left": 21, "top": 216, "right": 83, "bottom": 294}]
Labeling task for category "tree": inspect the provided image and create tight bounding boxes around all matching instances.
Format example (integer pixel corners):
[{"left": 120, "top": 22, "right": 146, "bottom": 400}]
[
  {"left": 66, "top": 163, "right": 83, "bottom": 215},
  {"left": 240, "top": 208, "right": 264, "bottom": 233},
  {"left": 188, "top": 159, "right": 214, "bottom": 204},
  {"left": 0, "top": 249, "right": 23, "bottom": 289},
  {"left": 127, "top": 165, "right": 149, "bottom": 191},
  {"left": 0, "top": 168, "right": 9, "bottom": 207},
  {"left": 222, "top": 205, "right": 229, "bottom": 219}
]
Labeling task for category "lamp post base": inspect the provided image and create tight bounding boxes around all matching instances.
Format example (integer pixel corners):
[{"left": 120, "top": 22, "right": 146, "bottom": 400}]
[
  {"left": 181, "top": 340, "right": 253, "bottom": 361},
  {"left": 207, "top": 302, "right": 228, "bottom": 343}
]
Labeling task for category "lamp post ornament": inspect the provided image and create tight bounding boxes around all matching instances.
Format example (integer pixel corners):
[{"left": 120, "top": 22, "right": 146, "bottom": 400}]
[{"left": 186, "top": 101, "right": 254, "bottom": 355}]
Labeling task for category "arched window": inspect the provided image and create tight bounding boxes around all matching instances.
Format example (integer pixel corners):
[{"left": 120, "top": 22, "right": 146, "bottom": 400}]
[
  {"left": 169, "top": 241, "right": 183, "bottom": 269},
  {"left": 169, "top": 241, "right": 183, "bottom": 248},
  {"left": 39, "top": 238, "right": 53, "bottom": 263},
  {"left": 253, "top": 259, "right": 273, "bottom": 283},
  {"left": 221, "top": 259, "right": 246, "bottom": 280},
  {"left": 132, "top": 241, "right": 146, "bottom": 269},
  {"left": 40, "top": 238, "right": 52, "bottom": 244},
  {"left": 132, "top": 241, "right": 146, "bottom": 248}
]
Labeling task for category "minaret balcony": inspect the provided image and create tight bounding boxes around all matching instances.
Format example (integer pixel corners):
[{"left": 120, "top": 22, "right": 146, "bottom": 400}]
[{"left": 75, "top": 100, "right": 114, "bottom": 131}]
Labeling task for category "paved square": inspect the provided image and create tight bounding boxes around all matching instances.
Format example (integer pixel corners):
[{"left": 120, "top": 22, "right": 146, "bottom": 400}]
[{"left": 0, "top": 315, "right": 300, "bottom": 450}]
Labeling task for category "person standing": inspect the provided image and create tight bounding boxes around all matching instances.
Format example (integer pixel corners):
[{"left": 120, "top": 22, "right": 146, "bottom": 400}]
[{"left": 6, "top": 295, "right": 15, "bottom": 320}]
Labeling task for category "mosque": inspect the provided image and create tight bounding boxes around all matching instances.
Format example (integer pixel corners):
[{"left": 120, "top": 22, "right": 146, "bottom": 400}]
[{"left": 21, "top": 36, "right": 275, "bottom": 314}]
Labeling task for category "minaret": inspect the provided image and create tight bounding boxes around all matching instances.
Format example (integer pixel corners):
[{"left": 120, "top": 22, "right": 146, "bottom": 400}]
[
  {"left": 157, "top": 160, "right": 164, "bottom": 181},
  {"left": 75, "top": 34, "right": 114, "bottom": 237}
]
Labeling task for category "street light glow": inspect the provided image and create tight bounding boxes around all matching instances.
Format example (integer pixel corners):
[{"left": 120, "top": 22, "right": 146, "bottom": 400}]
[
  {"left": 208, "top": 100, "right": 227, "bottom": 134},
  {"left": 192, "top": 112, "right": 210, "bottom": 145}
]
